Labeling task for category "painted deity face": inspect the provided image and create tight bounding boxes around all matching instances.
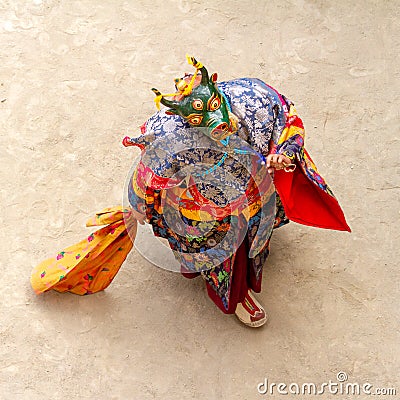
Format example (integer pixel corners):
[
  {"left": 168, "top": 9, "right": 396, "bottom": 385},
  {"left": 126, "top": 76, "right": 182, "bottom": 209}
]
[
  {"left": 171, "top": 74, "right": 231, "bottom": 141},
  {"left": 153, "top": 61, "right": 234, "bottom": 142}
]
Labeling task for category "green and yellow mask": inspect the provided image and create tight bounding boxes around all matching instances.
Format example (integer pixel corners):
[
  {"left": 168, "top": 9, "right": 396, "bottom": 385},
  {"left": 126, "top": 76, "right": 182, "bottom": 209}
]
[{"left": 152, "top": 56, "right": 237, "bottom": 142}]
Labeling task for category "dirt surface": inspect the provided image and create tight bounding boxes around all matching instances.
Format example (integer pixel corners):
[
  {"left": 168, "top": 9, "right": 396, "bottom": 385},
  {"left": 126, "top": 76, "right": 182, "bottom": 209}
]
[{"left": 1, "top": 1, "right": 399, "bottom": 399}]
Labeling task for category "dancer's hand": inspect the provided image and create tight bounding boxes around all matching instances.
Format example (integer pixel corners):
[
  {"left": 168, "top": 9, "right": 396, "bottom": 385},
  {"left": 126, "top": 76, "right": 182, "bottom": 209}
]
[
  {"left": 266, "top": 154, "right": 292, "bottom": 175},
  {"left": 130, "top": 209, "right": 147, "bottom": 225}
]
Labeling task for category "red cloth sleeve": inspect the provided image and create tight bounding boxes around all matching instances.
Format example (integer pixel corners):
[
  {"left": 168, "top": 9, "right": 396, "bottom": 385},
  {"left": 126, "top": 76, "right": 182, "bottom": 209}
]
[{"left": 274, "top": 165, "right": 351, "bottom": 232}]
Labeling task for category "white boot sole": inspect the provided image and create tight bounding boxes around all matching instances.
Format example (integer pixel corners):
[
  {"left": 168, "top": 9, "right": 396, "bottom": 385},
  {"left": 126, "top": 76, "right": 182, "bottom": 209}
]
[{"left": 234, "top": 292, "right": 269, "bottom": 328}]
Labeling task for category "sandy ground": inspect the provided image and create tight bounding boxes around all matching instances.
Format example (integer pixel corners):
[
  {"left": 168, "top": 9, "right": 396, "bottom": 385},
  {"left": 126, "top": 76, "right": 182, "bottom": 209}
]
[{"left": 1, "top": 1, "right": 399, "bottom": 399}]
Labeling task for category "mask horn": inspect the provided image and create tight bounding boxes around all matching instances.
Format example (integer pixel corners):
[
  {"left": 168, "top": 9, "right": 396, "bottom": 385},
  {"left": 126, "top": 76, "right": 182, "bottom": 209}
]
[
  {"left": 186, "top": 55, "right": 209, "bottom": 86},
  {"left": 151, "top": 88, "right": 180, "bottom": 110}
]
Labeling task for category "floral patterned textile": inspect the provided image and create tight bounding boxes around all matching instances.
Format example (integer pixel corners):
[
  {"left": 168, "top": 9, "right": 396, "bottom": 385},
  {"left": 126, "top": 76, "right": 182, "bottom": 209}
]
[
  {"left": 31, "top": 207, "right": 135, "bottom": 295},
  {"left": 127, "top": 78, "right": 311, "bottom": 311},
  {"left": 31, "top": 78, "right": 348, "bottom": 306}
]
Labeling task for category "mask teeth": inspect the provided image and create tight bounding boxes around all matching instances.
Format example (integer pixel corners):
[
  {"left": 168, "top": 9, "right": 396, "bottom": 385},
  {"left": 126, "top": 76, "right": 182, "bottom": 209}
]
[{"left": 228, "top": 112, "right": 238, "bottom": 133}]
